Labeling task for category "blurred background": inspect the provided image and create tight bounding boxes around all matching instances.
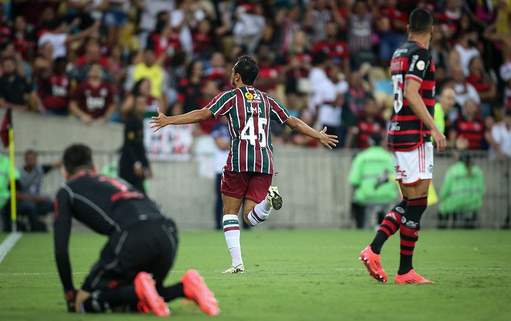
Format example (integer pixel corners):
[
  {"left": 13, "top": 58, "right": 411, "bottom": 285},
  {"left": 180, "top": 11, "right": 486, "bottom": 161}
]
[{"left": 0, "top": 0, "right": 509, "bottom": 231}]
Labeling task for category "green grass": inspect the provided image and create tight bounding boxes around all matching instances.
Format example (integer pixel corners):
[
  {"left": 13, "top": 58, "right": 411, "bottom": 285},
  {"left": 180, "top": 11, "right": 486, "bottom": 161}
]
[{"left": 0, "top": 230, "right": 510, "bottom": 321}]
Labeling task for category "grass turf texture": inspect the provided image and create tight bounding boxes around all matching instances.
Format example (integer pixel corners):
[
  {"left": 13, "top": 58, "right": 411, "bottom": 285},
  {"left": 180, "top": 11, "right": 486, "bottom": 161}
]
[{"left": 0, "top": 230, "right": 510, "bottom": 321}]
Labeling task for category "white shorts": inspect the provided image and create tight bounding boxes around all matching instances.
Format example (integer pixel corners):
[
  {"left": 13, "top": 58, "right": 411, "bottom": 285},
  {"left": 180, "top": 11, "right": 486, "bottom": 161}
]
[{"left": 394, "top": 142, "right": 434, "bottom": 185}]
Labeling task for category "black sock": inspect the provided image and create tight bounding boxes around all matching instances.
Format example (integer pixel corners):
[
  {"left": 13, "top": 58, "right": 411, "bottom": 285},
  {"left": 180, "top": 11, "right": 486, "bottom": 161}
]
[
  {"left": 158, "top": 282, "right": 185, "bottom": 302},
  {"left": 398, "top": 196, "right": 427, "bottom": 275},
  {"left": 82, "top": 286, "right": 138, "bottom": 312},
  {"left": 370, "top": 199, "right": 407, "bottom": 254}
]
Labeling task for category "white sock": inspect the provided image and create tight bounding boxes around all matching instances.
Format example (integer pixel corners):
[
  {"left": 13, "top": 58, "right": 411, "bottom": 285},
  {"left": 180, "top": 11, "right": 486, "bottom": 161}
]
[
  {"left": 223, "top": 214, "right": 243, "bottom": 267},
  {"left": 247, "top": 199, "right": 272, "bottom": 226}
]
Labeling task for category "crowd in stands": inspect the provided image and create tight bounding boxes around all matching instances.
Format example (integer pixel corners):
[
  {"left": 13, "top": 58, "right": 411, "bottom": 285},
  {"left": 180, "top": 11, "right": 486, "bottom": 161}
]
[{"left": 0, "top": 0, "right": 510, "bottom": 156}]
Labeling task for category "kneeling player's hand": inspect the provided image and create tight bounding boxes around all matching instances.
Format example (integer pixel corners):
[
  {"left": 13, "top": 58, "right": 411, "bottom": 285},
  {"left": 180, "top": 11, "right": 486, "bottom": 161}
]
[
  {"left": 318, "top": 127, "right": 339, "bottom": 149},
  {"left": 64, "top": 289, "right": 77, "bottom": 312}
]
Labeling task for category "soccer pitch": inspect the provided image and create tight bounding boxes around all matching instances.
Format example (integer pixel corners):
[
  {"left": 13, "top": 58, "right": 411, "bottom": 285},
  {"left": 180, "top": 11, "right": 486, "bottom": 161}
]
[{"left": 0, "top": 230, "right": 510, "bottom": 321}]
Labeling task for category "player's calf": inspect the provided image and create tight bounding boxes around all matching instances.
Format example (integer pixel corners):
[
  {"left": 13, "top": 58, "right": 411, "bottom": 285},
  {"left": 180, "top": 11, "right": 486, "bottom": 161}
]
[{"left": 246, "top": 186, "right": 283, "bottom": 227}]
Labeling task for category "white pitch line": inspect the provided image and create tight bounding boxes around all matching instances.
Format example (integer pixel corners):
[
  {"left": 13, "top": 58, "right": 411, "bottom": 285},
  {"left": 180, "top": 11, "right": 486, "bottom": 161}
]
[{"left": 0, "top": 232, "right": 22, "bottom": 263}]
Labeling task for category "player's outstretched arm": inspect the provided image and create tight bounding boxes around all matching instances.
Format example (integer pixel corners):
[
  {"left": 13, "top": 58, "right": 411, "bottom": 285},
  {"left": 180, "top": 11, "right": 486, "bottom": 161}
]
[
  {"left": 286, "top": 116, "right": 339, "bottom": 149},
  {"left": 404, "top": 80, "right": 447, "bottom": 151},
  {"left": 150, "top": 107, "right": 212, "bottom": 132}
]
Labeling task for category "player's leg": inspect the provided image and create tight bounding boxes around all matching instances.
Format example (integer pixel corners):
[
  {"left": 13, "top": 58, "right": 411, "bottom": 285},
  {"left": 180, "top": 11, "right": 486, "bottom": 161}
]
[
  {"left": 394, "top": 179, "right": 432, "bottom": 284},
  {"left": 244, "top": 174, "right": 281, "bottom": 227},
  {"left": 222, "top": 194, "right": 244, "bottom": 272},
  {"left": 78, "top": 224, "right": 170, "bottom": 316},
  {"left": 150, "top": 219, "right": 220, "bottom": 316}
]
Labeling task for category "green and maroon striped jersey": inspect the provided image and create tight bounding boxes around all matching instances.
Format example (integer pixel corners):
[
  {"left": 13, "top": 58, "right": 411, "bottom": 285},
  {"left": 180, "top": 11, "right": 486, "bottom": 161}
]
[{"left": 206, "top": 86, "right": 290, "bottom": 174}]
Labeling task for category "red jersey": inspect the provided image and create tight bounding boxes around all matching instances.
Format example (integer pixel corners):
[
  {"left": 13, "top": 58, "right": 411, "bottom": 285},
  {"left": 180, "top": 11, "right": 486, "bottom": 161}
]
[
  {"left": 312, "top": 40, "right": 349, "bottom": 61},
  {"left": 356, "top": 118, "right": 385, "bottom": 149},
  {"left": 388, "top": 40, "right": 436, "bottom": 151},
  {"left": 206, "top": 86, "right": 290, "bottom": 174},
  {"left": 455, "top": 117, "right": 485, "bottom": 150},
  {"left": 72, "top": 81, "right": 114, "bottom": 118},
  {"left": 38, "top": 74, "right": 70, "bottom": 111}
]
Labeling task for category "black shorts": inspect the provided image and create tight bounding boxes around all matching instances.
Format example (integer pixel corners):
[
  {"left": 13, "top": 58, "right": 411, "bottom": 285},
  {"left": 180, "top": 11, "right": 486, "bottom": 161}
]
[{"left": 82, "top": 218, "right": 178, "bottom": 292}]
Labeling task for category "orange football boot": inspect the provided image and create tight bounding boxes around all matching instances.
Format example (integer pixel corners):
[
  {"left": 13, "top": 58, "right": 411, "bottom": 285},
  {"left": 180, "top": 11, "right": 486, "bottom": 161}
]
[
  {"left": 394, "top": 269, "right": 433, "bottom": 284},
  {"left": 182, "top": 269, "right": 220, "bottom": 316},
  {"left": 359, "top": 246, "right": 388, "bottom": 283},
  {"left": 134, "top": 272, "right": 170, "bottom": 317}
]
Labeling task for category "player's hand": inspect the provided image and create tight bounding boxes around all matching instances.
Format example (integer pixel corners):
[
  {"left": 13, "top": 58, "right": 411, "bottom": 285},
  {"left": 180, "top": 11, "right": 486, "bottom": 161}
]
[
  {"left": 318, "top": 127, "right": 339, "bottom": 149},
  {"left": 432, "top": 128, "right": 447, "bottom": 152},
  {"left": 150, "top": 107, "right": 170, "bottom": 132},
  {"left": 64, "top": 289, "right": 77, "bottom": 313}
]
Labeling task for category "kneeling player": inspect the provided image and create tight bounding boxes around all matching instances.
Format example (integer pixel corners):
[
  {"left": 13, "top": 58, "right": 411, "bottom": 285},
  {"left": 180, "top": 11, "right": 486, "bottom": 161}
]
[{"left": 53, "top": 144, "right": 219, "bottom": 316}]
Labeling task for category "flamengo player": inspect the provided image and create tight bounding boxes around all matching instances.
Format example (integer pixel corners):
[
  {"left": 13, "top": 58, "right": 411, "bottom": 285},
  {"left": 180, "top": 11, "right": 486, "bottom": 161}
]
[
  {"left": 359, "top": 8, "right": 446, "bottom": 284},
  {"left": 151, "top": 56, "right": 338, "bottom": 273}
]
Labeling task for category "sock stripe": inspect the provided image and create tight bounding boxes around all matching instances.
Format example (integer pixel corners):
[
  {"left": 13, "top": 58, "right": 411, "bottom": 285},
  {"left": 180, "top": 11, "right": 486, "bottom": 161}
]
[
  {"left": 252, "top": 209, "right": 265, "bottom": 222},
  {"left": 223, "top": 226, "right": 240, "bottom": 232},
  {"left": 383, "top": 219, "right": 399, "bottom": 232},
  {"left": 400, "top": 249, "right": 414, "bottom": 256},
  {"left": 380, "top": 224, "right": 395, "bottom": 234},
  {"left": 400, "top": 245, "right": 415, "bottom": 251},
  {"left": 407, "top": 197, "right": 428, "bottom": 206},
  {"left": 400, "top": 240, "right": 416, "bottom": 247},
  {"left": 379, "top": 225, "right": 392, "bottom": 236},
  {"left": 223, "top": 219, "right": 239, "bottom": 225},
  {"left": 400, "top": 225, "right": 419, "bottom": 236}
]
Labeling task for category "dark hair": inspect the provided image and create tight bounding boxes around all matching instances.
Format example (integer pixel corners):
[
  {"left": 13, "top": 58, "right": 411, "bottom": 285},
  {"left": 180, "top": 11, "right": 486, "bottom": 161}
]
[
  {"left": 409, "top": 8, "right": 433, "bottom": 33},
  {"left": 25, "top": 149, "right": 37, "bottom": 157},
  {"left": 233, "top": 55, "right": 259, "bottom": 85},
  {"left": 132, "top": 78, "right": 148, "bottom": 96},
  {"left": 63, "top": 144, "right": 93, "bottom": 175}
]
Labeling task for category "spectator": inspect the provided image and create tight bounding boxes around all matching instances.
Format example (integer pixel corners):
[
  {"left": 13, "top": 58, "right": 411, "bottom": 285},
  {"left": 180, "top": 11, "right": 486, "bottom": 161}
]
[
  {"left": 17, "top": 150, "right": 60, "bottom": 232},
  {"left": 487, "top": 109, "right": 511, "bottom": 160},
  {"left": 452, "top": 64, "right": 480, "bottom": 108},
  {"left": 129, "top": 48, "right": 168, "bottom": 107},
  {"left": 312, "top": 21, "right": 349, "bottom": 73},
  {"left": 500, "top": 48, "right": 511, "bottom": 110},
  {"left": 175, "top": 59, "right": 205, "bottom": 114},
  {"left": 348, "top": 0, "right": 374, "bottom": 68},
  {"left": 347, "top": 96, "right": 385, "bottom": 149},
  {"left": 205, "top": 52, "right": 228, "bottom": 90},
  {"left": 147, "top": 17, "right": 182, "bottom": 60},
  {"left": 37, "top": 57, "right": 71, "bottom": 116},
  {"left": 37, "top": 18, "right": 98, "bottom": 59},
  {"left": 121, "top": 78, "right": 162, "bottom": 119},
  {"left": 348, "top": 135, "right": 398, "bottom": 229},
  {"left": 439, "top": 153, "right": 484, "bottom": 229},
  {"left": 454, "top": 33, "right": 480, "bottom": 76},
  {"left": 434, "top": 87, "right": 456, "bottom": 137},
  {"left": 451, "top": 99, "right": 485, "bottom": 150},
  {"left": 467, "top": 56, "right": 497, "bottom": 116},
  {"left": 192, "top": 18, "right": 213, "bottom": 59},
  {"left": 376, "top": 0, "right": 407, "bottom": 63},
  {"left": 72, "top": 39, "right": 112, "bottom": 83},
  {"left": 233, "top": 4, "right": 265, "bottom": 53},
  {"left": 0, "top": 56, "right": 37, "bottom": 111},
  {"left": 69, "top": 64, "right": 116, "bottom": 124},
  {"left": 0, "top": 151, "right": 14, "bottom": 231}
]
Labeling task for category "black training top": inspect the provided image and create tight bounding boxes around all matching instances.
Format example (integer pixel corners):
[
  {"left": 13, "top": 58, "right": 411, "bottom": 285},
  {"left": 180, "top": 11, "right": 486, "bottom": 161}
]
[{"left": 53, "top": 171, "right": 164, "bottom": 292}]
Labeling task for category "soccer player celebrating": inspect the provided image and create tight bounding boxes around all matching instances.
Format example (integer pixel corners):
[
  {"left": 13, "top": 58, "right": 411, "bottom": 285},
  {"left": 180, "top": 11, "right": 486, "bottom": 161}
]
[
  {"left": 359, "top": 8, "right": 447, "bottom": 284},
  {"left": 151, "top": 56, "right": 338, "bottom": 273},
  {"left": 54, "top": 144, "right": 219, "bottom": 316}
]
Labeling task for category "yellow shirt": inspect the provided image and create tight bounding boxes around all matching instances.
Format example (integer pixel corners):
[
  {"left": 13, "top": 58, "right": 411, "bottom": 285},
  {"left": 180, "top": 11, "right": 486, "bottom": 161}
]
[{"left": 133, "top": 63, "right": 164, "bottom": 98}]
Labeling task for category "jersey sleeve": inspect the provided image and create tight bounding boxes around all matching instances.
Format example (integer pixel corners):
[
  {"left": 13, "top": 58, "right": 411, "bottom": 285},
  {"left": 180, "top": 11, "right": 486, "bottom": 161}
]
[
  {"left": 268, "top": 96, "right": 290, "bottom": 124},
  {"left": 53, "top": 187, "right": 75, "bottom": 292},
  {"left": 405, "top": 48, "right": 431, "bottom": 84},
  {"left": 206, "top": 90, "right": 236, "bottom": 118}
]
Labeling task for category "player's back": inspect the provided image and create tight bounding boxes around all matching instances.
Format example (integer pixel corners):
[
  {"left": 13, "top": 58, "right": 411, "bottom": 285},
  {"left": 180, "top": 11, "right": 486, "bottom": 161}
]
[
  {"left": 207, "top": 86, "right": 290, "bottom": 174},
  {"left": 58, "top": 172, "right": 162, "bottom": 235},
  {"left": 388, "top": 40, "right": 435, "bottom": 151}
]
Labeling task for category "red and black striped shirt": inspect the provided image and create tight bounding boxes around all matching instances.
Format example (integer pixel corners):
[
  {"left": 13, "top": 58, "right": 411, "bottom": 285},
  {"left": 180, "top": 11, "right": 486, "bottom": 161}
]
[{"left": 388, "top": 40, "right": 436, "bottom": 151}]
